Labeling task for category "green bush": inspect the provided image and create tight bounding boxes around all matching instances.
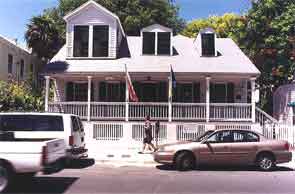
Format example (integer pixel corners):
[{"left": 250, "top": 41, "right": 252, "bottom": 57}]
[{"left": 0, "top": 80, "right": 44, "bottom": 112}]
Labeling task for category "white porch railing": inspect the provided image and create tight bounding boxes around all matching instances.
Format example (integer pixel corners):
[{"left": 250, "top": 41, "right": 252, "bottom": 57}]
[
  {"left": 172, "top": 103, "right": 206, "bottom": 121},
  {"left": 255, "top": 107, "right": 278, "bottom": 127},
  {"left": 49, "top": 102, "right": 253, "bottom": 122},
  {"left": 91, "top": 102, "right": 125, "bottom": 120},
  {"left": 48, "top": 102, "right": 88, "bottom": 119},
  {"left": 210, "top": 103, "right": 252, "bottom": 121},
  {"left": 129, "top": 102, "right": 168, "bottom": 120}
]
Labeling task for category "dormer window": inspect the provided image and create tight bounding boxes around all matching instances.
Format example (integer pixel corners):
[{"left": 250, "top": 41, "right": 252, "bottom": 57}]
[
  {"left": 142, "top": 32, "right": 155, "bottom": 55},
  {"left": 93, "top": 25, "right": 109, "bottom": 57},
  {"left": 73, "top": 26, "right": 89, "bottom": 57},
  {"left": 141, "top": 24, "right": 173, "bottom": 56},
  {"left": 201, "top": 33, "right": 215, "bottom": 56},
  {"left": 158, "top": 32, "right": 171, "bottom": 55}
]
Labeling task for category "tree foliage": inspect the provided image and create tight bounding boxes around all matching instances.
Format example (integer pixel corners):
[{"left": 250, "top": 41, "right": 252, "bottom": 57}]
[
  {"left": 0, "top": 81, "right": 44, "bottom": 112},
  {"left": 25, "top": 0, "right": 185, "bottom": 61},
  {"left": 182, "top": 1, "right": 295, "bottom": 114},
  {"left": 239, "top": 0, "right": 295, "bottom": 113},
  {"left": 182, "top": 13, "right": 246, "bottom": 42}
]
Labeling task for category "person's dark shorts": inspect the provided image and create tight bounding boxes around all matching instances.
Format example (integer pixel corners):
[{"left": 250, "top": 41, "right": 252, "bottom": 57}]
[{"left": 143, "top": 137, "right": 152, "bottom": 144}]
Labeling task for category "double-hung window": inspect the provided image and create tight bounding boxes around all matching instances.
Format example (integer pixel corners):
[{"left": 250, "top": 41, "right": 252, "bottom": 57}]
[
  {"left": 8, "top": 54, "right": 13, "bottom": 74},
  {"left": 93, "top": 25, "right": 109, "bottom": 57},
  {"left": 73, "top": 26, "right": 89, "bottom": 57}
]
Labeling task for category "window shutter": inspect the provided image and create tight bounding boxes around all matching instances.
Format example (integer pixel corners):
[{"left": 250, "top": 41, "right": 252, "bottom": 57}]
[
  {"left": 99, "top": 82, "right": 106, "bottom": 102},
  {"left": 142, "top": 32, "right": 155, "bottom": 54},
  {"left": 66, "top": 82, "right": 74, "bottom": 101},
  {"left": 227, "top": 82, "right": 235, "bottom": 103},
  {"left": 201, "top": 34, "right": 215, "bottom": 56},
  {"left": 119, "top": 82, "right": 126, "bottom": 102},
  {"left": 193, "top": 83, "right": 200, "bottom": 103},
  {"left": 158, "top": 82, "right": 167, "bottom": 102}
]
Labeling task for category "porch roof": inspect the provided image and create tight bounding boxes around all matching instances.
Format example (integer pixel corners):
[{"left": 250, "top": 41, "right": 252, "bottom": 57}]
[{"left": 49, "top": 35, "right": 260, "bottom": 76}]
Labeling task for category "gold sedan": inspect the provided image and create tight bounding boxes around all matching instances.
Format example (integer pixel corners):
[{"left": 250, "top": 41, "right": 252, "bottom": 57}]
[{"left": 154, "top": 129, "right": 292, "bottom": 171}]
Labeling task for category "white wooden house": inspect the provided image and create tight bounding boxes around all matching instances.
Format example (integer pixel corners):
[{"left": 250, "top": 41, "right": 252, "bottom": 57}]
[{"left": 43, "top": 1, "right": 282, "bottom": 148}]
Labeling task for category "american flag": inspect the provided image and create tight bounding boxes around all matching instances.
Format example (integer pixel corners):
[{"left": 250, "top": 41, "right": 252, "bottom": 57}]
[{"left": 125, "top": 65, "right": 139, "bottom": 102}]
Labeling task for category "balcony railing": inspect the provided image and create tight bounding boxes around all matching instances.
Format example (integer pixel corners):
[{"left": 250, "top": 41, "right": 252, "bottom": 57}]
[{"left": 48, "top": 102, "right": 253, "bottom": 122}]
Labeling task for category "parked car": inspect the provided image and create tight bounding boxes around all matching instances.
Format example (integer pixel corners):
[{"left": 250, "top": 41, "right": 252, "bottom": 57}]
[
  {"left": 0, "top": 113, "right": 87, "bottom": 160},
  {"left": 154, "top": 129, "right": 292, "bottom": 171},
  {"left": 0, "top": 131, "right": 66, "bottom": 193}
]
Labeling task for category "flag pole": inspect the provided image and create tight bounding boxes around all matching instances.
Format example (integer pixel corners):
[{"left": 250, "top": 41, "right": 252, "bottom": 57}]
[
  {"left": 168, "top": 66, "right": 172, "bottom": 122},
  {"left": 125, "top": 64, "right": 129, "bottom": 122}
]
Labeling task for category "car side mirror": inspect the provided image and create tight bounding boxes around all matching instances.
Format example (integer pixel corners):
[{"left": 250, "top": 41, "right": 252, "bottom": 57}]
[{"left": 203, "top": 140, "right": 209, "bottom": 145}]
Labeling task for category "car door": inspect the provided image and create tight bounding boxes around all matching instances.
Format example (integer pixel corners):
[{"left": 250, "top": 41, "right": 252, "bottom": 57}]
[
  {"left": 198, "top": 130, "right": 233, "bottom": 165},
  {"left": 230, "top": 130, "right": 259, "bottom": 165}
]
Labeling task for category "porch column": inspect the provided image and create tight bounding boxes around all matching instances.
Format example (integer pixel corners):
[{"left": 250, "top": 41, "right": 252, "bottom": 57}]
[
  {"left": 87, "top": 76, "right": 92, "bottom": 122},
  {"left": 250, "top": 77, "right": 256, "bottom": 123},
  {"left": 205, "top": 76, "right": 211, "bottom": 123},
  {"left": 125, "top": 75, "right": 129, "bottom": 122},
  {"left": 44, "top": 76, "right": 50, "bottom": 112}
]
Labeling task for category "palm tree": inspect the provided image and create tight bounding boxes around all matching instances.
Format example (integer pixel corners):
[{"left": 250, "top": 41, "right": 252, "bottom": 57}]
[{"left": 25, "top": 14, "right": 64, "bottom": 62}]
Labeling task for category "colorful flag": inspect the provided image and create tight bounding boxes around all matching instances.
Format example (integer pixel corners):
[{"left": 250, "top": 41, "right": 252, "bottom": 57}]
[
  {"left": 125, "top": 65, "right": 139, "bottom": 102},
  {"left": 168, "top": 65, "right": 177, "bottom": 102}
]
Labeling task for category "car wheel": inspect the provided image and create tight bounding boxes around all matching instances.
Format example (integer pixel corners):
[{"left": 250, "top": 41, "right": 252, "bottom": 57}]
[
  {"left": 257, "top": 154, "right": 274, "bottom": 171},
  {"left": 175, "top": 152, "right": 195, "bottom": 171},
  {"left": 0, "top": 163, "right": 12, "bottom": 193}
]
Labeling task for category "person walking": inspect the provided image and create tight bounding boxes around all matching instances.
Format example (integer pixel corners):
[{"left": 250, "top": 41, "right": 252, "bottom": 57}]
[
  {"left": 155, "top": 120, "right": 160, "bottom": 148},
  {"left": 139, "top": 115, "right": 156, "bottom": 154}
]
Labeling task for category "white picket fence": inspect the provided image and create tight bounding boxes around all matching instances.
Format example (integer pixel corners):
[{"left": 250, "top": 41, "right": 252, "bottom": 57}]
[{"left": 87, "top": 122, "right": 295, "bottom": 150}]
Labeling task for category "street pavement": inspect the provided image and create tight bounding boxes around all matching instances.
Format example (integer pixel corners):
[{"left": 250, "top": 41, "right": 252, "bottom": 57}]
[{"left": 6, "top": 159, "right": 295, "bottom": 194}]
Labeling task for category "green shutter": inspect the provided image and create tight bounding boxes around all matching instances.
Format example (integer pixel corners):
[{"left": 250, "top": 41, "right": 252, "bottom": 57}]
[
  {"left": 99, "top": 82, "right": 106, "bottom": 102},
  {"left": 66, "top": 82, "right": 74, "bottom": 101},
  {"left": 193, "top": 83, "right": 200, "bottom": 103},
  {"left": 227, "top": 82, "right": 235, "bottom": 103}
]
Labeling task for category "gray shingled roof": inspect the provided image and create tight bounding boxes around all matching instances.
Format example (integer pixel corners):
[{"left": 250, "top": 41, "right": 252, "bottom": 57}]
[{"left": 49, "top": 35, "right": 260, "bottom": 76}]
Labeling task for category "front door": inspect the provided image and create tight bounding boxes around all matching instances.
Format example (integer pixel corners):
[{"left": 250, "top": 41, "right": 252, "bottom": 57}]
[{"left": 199, "top": 130, "right": 232, "bottom": 165}]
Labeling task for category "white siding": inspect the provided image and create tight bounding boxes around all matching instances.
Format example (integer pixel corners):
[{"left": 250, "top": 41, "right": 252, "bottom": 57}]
[{"left": 66, "top": 4, "right": 118, "bottom": 58}]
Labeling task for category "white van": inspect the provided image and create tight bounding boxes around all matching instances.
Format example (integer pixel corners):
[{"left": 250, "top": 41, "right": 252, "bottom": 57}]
[{"left": 0, "top": 112, "right": 87, "bottom": 159}]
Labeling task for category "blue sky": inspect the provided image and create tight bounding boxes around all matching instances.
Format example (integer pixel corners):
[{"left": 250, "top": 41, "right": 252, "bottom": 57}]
[{"left": 0, "top": 0, "right": 251, "bottom": 46}]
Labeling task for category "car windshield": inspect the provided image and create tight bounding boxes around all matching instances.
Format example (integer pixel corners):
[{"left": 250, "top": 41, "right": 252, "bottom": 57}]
[{"left": 191, "top": 130, "right": 215, "bottom": 142}]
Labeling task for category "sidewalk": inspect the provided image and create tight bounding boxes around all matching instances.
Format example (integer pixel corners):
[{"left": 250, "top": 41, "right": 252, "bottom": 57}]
[{"left": 88, "top": 148, "right": 295, "bottom": 169}]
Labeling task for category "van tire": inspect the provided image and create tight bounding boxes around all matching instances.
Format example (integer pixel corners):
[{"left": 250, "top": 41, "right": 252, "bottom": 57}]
[{"left": 0, "top": 162, "right": 13, "bottom": 193}]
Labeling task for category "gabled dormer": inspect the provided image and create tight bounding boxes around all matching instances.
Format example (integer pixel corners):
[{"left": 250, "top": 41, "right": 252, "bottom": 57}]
[
  {"left": 195, "top": 28, "right": 217, "bottom": 57},
  {"left": 64, "top": 0, "right": 125, "bottom": 59},
  {"left": 141, "top": 24, "right": 173, "bottom": 56}
]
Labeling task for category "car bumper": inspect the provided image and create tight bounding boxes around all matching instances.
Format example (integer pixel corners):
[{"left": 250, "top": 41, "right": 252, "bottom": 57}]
[
  {"left": 43, "top": 158, "right": 65, "bottom": 175},
  {"left": 153, "top": 151, "right": 174, "bottom": 164},
  {"left": 275, "top": 151, "right": 292, "bottom": 164},
  {"left": 67, "top": 147, "right": 88, "bottom": 159}
]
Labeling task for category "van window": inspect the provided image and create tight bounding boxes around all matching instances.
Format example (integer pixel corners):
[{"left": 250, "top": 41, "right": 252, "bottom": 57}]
[
  {"left": 33, "top": 116, "right": 64, "bottom": 131},
  {"left": 76, "top": 117, "right": 84, "bottom": 132},
  {"left": 0, "top": 115, "right": 33, "bottom": 131},
  {"left": 71, "top": 116, "right": 80, "bottom": 132}
]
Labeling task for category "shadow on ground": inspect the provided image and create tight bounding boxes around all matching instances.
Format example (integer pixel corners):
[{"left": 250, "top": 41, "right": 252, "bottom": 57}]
[
  {"left": 156, "top": 164, "right": 294, "bottom": 172},
  {"left": 6, "top": 177, "right": 78, "bottom": 194},
  {"left": 66, "top": 158, "right": 95, "bottom": 169}
]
